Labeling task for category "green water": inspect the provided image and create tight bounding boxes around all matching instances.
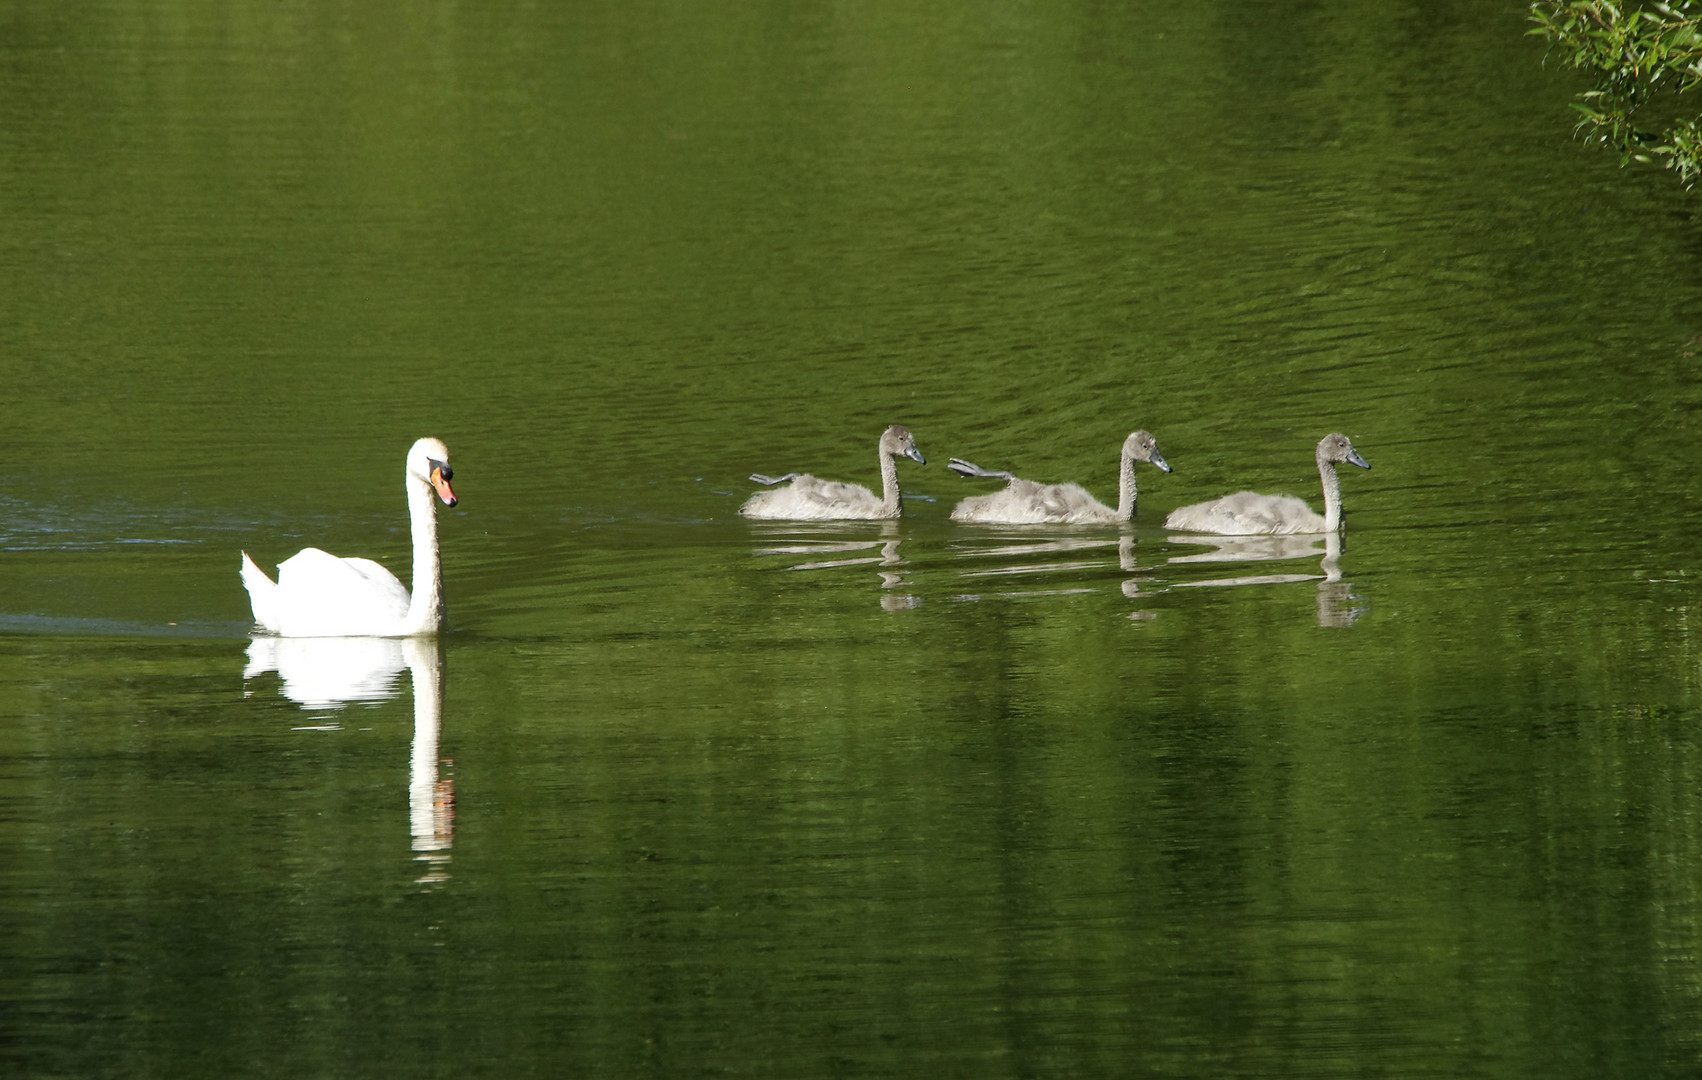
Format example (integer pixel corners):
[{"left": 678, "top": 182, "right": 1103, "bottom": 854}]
[{"left": 6, "top": 1, "right": 1702, "bottom": 1076}]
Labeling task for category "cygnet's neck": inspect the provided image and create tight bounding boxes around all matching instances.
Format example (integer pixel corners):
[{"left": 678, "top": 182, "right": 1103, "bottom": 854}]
[
  {"left": 1115, "top": 449, "right": 1139, "bottom": 521},
  {"left": 877, "top": 449, "right": 902, "bottom": 517},
  {"left": 1317, "top": 448, "right": 1345, "bottom": 533},
  {"left": 405, "top": 472, "right": 444, "bottom": 633}
]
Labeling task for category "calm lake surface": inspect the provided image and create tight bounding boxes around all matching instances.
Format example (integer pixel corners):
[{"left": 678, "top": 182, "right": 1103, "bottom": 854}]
[{"left": 5, "top": 1, "right": 1702, "bottom": 1076}]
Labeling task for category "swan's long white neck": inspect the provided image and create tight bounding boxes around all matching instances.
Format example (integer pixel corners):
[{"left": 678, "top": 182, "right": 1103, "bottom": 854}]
[
  {"left": 404, "top": 471, "right": 444, "bottom": 633},
  {"left": 878, "top": 449, "right": 902, "bottom": 517},
  {"left": 1317, "top": 449, "right": 1345, "bottom": 533},
  {"left": 1115, "top": 449, "right": 1139, "bottom": 521}
]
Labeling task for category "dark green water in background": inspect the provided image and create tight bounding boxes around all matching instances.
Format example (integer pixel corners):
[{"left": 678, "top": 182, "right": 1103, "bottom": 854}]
[{"left": 6, "top": 1, "right": 1702, "bottom": 1076}]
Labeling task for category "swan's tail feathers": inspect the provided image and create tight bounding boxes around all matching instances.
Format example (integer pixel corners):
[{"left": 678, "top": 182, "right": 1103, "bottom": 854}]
[
  {"left": 750, "top": 473, "right": 802, "bottom": 486},
  {"left": 948, "top": 458, "right": 1016, "bottom": 481},
  {"left": 239, "top": 551, "right": 281, "bottom": 633}
]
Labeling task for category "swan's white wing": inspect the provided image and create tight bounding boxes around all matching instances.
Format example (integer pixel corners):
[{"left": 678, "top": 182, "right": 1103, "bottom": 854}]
[
  {"left": 277, "top": 549, "right": 411, "bottom": 609},
  {"left": 336, "top": 557, "right": 413, "bottom": 605},
  {"left": 270, "top": 548, "right": 412, "bottom": 635}
]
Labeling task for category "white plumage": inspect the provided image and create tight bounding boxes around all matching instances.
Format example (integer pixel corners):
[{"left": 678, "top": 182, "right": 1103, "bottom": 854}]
[{"left": 240, "top": 437, "right": 459, "bottom": 637}]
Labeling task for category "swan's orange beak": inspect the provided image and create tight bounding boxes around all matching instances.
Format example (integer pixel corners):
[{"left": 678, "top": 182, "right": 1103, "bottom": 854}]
[{"left": 429, "top": 462, "right": 458, "bottom": 507}]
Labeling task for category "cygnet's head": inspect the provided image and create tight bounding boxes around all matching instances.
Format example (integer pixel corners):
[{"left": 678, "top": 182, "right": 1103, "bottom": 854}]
[
  {"left": 881, "top": 425, "right": 927, "bottom": 465},
  {"left": 407, "top": 437, "right": 458, "bottom": 506},
  {"left": 1318, "top": 432, "right": 1370, "bottom": 471},
  {"left": 1123, "top": 430, "right": 1172, "bottom": 473}
]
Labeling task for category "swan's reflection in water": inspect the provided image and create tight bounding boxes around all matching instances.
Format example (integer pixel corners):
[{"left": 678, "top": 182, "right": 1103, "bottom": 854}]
[
  {"left": 751, "top": 522, "right": 919, "bottom": 610},
  {"left": 1165, "top": 531, "right": 1365, "bottom": 627},
  {"left": 243, "top": 636, "right": 453, "bottom": 881}
]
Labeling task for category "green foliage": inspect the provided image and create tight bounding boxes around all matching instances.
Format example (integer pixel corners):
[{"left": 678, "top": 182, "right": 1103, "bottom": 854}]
[{"left": 1530, "top": 1, "right": 1702, "bottom": 186}]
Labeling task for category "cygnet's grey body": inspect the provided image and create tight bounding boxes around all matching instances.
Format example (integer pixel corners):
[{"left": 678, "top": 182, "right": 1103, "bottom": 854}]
[
  {"left": 740, "top": 424, "right": 926, "bottom": 520},
  {"left": 948, "top": 431, "right": 1171, "bottom": 525},
  {"left": 1165, "top": 432, "right": 1369, "bottom": 535}
]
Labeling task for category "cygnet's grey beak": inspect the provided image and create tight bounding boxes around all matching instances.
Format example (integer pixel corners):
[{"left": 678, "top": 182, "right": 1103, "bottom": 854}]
[
  {"left": 907, "top": 445, "right": 926, "bottom": 465},
  {"left": 1347, "top": 449, "right": 1370, "bottom": 470},
  {"left": 1150, "top": 449, "right": 1173, "bottom": 474}
]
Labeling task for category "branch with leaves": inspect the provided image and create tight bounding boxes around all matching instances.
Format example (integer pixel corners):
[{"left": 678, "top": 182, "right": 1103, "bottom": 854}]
[{"left": 1530, "top": 1, "right": 1702, "bottom": 186}]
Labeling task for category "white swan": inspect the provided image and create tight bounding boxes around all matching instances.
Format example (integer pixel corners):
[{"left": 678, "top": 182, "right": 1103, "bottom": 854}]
[
  {"left": 740, "top": 425, "right": 926, "bottom": 520},
  {"left": 240, "top": 437, "right": 459, "bottom": 637},
  {"left": 948, "top": 430, "right": 1171, "bottom": 524},
  {"left": 1164, "top": 432, "right": 1368, "bottom": 535}
]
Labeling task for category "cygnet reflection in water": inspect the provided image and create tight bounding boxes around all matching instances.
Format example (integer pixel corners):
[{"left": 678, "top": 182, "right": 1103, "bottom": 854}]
[
  {"left": 950, "top": 535, "right": 1119, "bottom": 582},
  {"left": 1164, "top": 532, "right": 1365, "bottom": 627},
  {"left": 1118, "top": 536, "right": 1165, "bottom": 619},
  {"left": 1166, "top": 531, "right": 1332, "bottom": 588},
  {"left": 1165, "top": 533, "right": 1330, "bottom": 566},
  {"left": 243, "top": 635, "right": 454, "bottom": 875},
  {"left": 1314, "top": 534, "right": 1365, "bottom": 627},
  {"left": 947, "top": 535, "right": 1123, "bottom": 602},
  {"left": 750, "top": 522, "right": 919, "bottom": 609}
]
